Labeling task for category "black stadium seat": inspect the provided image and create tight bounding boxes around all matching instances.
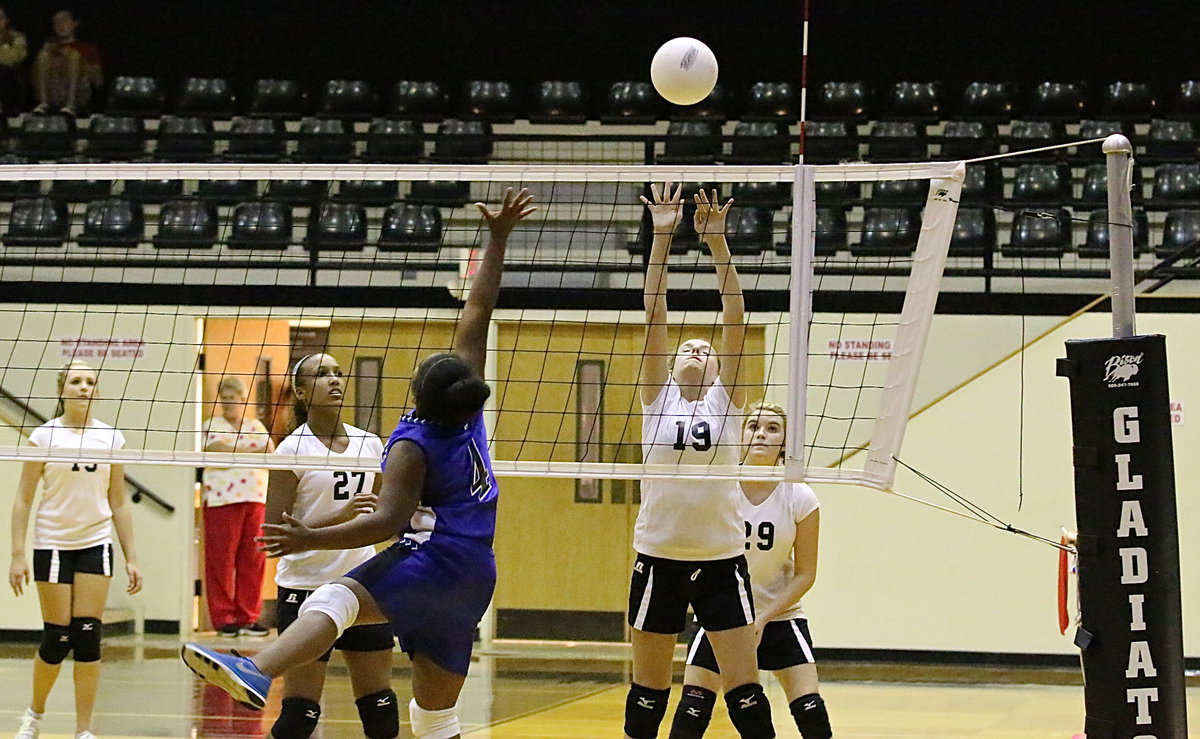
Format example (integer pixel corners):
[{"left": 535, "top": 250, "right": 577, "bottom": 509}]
[
  {"left": 658, "top": 120, "right": 720, "bottom": 164},
  {"left": 123, "top": 178, "right": 184, "bottom": 203},
  {"left": 883, "top": 81, "right": 942, "bottom": 122},
  {"left": 1006, "top": 120, "right": 1062, "bottom": 161},
  {"left": 318, "top": 79, "right": 378, "bottom": 120},
  {"left": 602, "top": 82, "right": 657, "bottom": 124},
  {"left": 1144, "top": 120, "right": 1198, "bottom": 161},
  {"left": 1148, "top": 163, "right": 1200, "bottom": 209},
  {"left": 3, "top": 197, "right": 69, "bottom": 246},
  {"left": 432, "top": 119, "right": 492, "bottom": 164},
  {"left": 85, "top": 115, "right": 145, "bottom": 159},
  {"left": 264, "top": 179, "right": 328, "bottom": 204},
  {"left": 335, "top": 180, "right": 399, "bottom": 207},
  {"left": 364, "top": 118, "right": 423, "bottom": 163},
  {"left": 228, "top": 201, "right": 292, "bottom": 249},
  {"left": 248, "top": 79, "right": 306, "bottom": 118},
  {"left": 853, "top": 207, "right": 921, "bottom": 256},
  {"left": 196, "top": 179, "right": 257, "bottom": 204},
  {"left": 462, "top": 80, "right": 517, "bottom": 123},
  {"left": 960, "top": 163, "right": 1002, "bottom": 205},
  {"left": 865, "top": 121, "right": 925, "bottom": 162},
  {"left": 1157, "top": 209, "right": 1200, "bottom": 257},
  {"left": 731, "top": 181, "right": 791, "bottom": 208},
  {"left": 225, "top": 116, "right": 285, "bottom": 162},
  {"left": 1101, "top": 81, "right": 1155, "bottom": 122},
  {"left": 727, "top": 121, "right": 789, "bottom": 164},
  {"left": 948, "top": 207, "right": 997, "bottom": 257},
  {"left": 723, "top": 206, "right": 773, "bottom": 255},
  {"left": 155, "top": 116, "right": 214, "bottom": 160},
  {"left": 671, "top": 84, "right": 727, "bottom": 122},
  {"left": 957, "top": 82, "right": 1016, "bottom": 122},
  {"left": 1079, "top": 208, "right": 1148, "bottom": 258},
  {"left": 1169, "top": 81, "right": 1200, "bottom": 121},
  {"left": 529, "top": 81, "right": 587, "bottom": 124},
  {"left": 870, "top": 177, "right": 926, "bottom": 206},
  {"left": 107, "top": 76, "right": 164, "bottom": 117},
  {"left": 306, "top": 201, "right": 368, "bottom": 250},
  {"left": 295, "top": 117, "right": 353, "bottom": 162},
  {"left": 1008, "top": 163, "right": 1071, "bottom": 207},
  {"left": 744, "top": 82, "right": 796, "bottom": 120},
  {"left": 803, "top": 121, "right": 856, "bottom": 164},
  {"left": 1076, "top": 163, "right": 1141, "bottom": 210},
  {"left": 814, "top": 206, "right": 848, "bottom": 255},
  {"left": 78, "top": 197, "right": 144, "bottom": 247},
  {"left": 407, "top": 181, "right": 470, "bottom": 207},
  {"left": 153, "top": 199, "right": 218, "bottom": 249},
  {"left": 940, "top": 121, "right": 997, "bottom": 159},
  {"left": 812, "top": 81, "right": 869, "bottom": 122},
  {"left": 0, "top": 154, "right": 40, "bottom": 200},
  {"left": 1026, "top": 81, "right": 1087, "bottom": 121},
  {"left": 16, "top": 114, "right": 76, "bottom": 159},
  {"left": 48, "top": 159, "right": 111, "bottom": 202},
  {"left": 379, "top": 203, "right": 442, "bottom": 252},
  {"left": 1003, "top": 208, "right": 1071, "bottom": 257},
  {"left": 389, "top": 81, "right": 447, "bottom": 121},
  {"left": 177, "top": 77, "right": 235, "bottom": 118}
]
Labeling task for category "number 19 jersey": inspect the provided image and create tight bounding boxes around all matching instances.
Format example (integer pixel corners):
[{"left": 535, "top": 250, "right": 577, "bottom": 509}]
[
  {"left": 636, "top": 378, "right": 743, "bottom": 561},
  {"left": 273, "top": 423, "right": 384, "bottom": 590}
]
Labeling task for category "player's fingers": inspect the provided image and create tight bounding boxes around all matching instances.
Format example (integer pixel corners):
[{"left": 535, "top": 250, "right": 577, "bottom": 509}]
[
  {"left": 650, "top": 183, "right": 661, "bottom": 203},
  {"left": 721, "top": 197, "right": 734, "bottom": 213},
  {"left": 518, "top": 206, "right": 538, "bottom": 218}
]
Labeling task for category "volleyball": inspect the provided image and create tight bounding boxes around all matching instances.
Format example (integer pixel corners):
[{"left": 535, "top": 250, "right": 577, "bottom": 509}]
[{"left": 650, "top": 37, "right": 718, "bottom": 105}]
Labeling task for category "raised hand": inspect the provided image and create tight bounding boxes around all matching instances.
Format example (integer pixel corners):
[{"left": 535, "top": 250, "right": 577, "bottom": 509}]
[
  {"left": 640, "top": 182, "right": 685, "bottom": 235},
  {"left": 475, "top": 187, "right": 537, "bottom": 242},
  {"left": 694, "top": 188, "right": 733, "bottom": 239}
]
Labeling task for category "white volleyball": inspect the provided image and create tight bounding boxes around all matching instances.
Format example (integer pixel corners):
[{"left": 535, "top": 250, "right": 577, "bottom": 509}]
[{"left": 650, "top": 37, "right": 718, "bottom": 106}]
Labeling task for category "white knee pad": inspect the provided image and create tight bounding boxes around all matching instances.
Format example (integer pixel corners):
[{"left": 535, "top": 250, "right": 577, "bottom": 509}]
[
  {"left": 296, "top": 582, "right": 360, "bottom": 637},
  {"left": 409, "top": 698, "right": 460, "bottom": 739}
]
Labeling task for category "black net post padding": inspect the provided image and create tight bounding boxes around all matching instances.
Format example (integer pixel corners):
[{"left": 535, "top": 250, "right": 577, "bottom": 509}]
[{"left": 1058, "top": 334, "right": 1187, "bottom": 737}]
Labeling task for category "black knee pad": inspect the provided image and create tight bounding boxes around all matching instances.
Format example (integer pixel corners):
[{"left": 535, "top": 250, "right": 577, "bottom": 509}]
[
  {"left": 668, "top": 684, "right": 716, "bottom": 739},
  {"left": 790, "top": 693, "right": 832, "bottom": 739},
  {"left": 271, "top": 697, "right": 321, "bottom": 739},
  {"left": 37, "top": 623, "right": 72, "bottom": 665},
  {"left": 724, "top": 683, "right": 775, "bottom": 739},
  {"left": 68, "top": 617, "right": 101, "bottom": 663},
  {"left": 355, "top": 688, "right": 400, "bottom": 739},
  {"left": 624, "top": 683, "right": 671, "bottom": 739}
]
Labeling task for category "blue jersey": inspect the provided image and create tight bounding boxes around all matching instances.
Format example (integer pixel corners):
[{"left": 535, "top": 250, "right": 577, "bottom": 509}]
[{"left": 383, "top": 410, "right": 499, "bottom": 548}]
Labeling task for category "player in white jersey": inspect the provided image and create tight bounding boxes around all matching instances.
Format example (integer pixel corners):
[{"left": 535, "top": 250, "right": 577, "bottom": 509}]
[
  {"left": 263, "top": 352, "right": 398, "bottom": 739},
  {"left": 627, "top": 184, "right": 774, "bottom": 739},
  {"left": 8, "top": 361, "right": 143, "bottom": 739},
  {"left": 671, "top": 402, "right": 832, "bottom": 739}
]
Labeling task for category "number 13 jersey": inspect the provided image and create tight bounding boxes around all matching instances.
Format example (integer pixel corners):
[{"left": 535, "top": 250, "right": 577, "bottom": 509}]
[
  {"left": 274, "top": 423, "right": 384, "bottom": 590},
  {"left": 637, "top": 378, "right": 743, "bottom": 561}
]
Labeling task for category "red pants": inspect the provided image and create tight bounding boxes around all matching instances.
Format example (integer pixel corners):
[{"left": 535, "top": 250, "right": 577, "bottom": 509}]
[{"left": 203, "top": 501, "right": 265, "bottom": 629}]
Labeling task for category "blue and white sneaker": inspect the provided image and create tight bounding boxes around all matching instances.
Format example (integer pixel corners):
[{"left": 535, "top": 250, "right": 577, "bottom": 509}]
[{"left": 181, "top": 642, "right": 271, "bottom": 710}]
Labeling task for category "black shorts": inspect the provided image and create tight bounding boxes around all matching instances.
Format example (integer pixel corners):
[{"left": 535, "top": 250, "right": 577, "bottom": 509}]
[
  {"left": 277, "top": 585, "right": 395, "bottom": 662},
  {"left": 627, "top": 553, "right": 754, "bottom": 634},
  {"left": 33, "top": 544, "right": 113, "bottom": 584},
  {"left": 686, "top": 617, "right": 816, "bottom": 673}
]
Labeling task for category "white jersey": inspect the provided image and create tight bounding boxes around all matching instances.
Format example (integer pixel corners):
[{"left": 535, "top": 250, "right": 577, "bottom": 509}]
[
  {"left": 28, "top": 418, "right": 126, "bottom": 550},
  {"left": 273, "top": 423, "right": 384, "bottom": 590},
  {"left": 635, "top": 378, "right": 743, "bottom": 561},
  {"left": 742, "top": 482, "right": 820, "bottom": 621}
]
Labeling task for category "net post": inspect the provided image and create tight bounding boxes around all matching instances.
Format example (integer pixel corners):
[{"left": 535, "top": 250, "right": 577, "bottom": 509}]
[
  {"left": 786, "top": 164, "right": 815, "bottom": 481},
  {"left": 1103, "top": 134, "right": 1136, "bottom": 338}
]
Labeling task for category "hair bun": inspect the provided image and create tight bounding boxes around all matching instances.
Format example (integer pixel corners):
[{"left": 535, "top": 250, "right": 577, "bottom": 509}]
[{"left": 444, "top": 377, "right": 491, "bottom": 415}]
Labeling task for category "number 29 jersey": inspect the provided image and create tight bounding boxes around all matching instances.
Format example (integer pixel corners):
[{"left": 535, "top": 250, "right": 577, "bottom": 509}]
[
  {"left": 273, "top": 423, "right": 384, "bottom": 590},
  {"left": 636, "top": 378, "right": 744, "bottom": 561}
]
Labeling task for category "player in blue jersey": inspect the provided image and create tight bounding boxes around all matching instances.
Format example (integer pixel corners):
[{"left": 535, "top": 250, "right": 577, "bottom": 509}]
[{"left": 182, "top": 187, "right": 537, "bottom": 739}]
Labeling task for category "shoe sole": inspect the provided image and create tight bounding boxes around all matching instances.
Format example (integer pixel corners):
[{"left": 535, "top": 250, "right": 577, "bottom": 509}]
[{"left": 180, "top": 643, "right": 266, "bottom": 710}]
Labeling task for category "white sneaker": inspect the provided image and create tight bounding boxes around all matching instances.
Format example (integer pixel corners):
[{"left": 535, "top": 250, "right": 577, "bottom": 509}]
[
  {"left": 15, "top": 709, "right": 41, "bottom": 739},
  {"left": 75, "top": 732, "right": 97, "bottom": 739}
]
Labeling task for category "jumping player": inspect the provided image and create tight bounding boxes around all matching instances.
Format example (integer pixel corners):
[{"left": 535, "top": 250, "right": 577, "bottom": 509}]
[
  {"left": 181, "top": 187, "right": 537, "bottom": 739},
  {"left": 627, "top": 184, "right": 774, "bottom": 739},
  {"left": 669, "top": 403, "right": 831, "bottom": 739},
  {"left": 9, "top": 360, "right": 143, "bottom": 739},
  {"left": 265, "top": 352, "right": 396, "bottom": 739}
]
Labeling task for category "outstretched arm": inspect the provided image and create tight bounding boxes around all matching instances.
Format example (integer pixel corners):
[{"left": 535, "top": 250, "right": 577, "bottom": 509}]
[
  {"left": 639, "top": 182, "right": 683, "bottom": 405},
  {"left": 696, "top": 189, "right": 747, "bottom": 409},
  {"left": 454, "top": 187, "right": 537, "bottom": 376}
]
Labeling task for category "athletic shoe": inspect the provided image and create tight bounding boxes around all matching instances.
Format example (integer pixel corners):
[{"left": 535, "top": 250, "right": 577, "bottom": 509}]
[
  {"left": 217, "top": 623, "right": 241, "bottom": 638},
  {"left": 14, "top": 709, "right": 41, "bottom": 739},
  {"left": 239, "top": 622, "right": 270, "bottom": 637},
  {"left": 75, "top": 732, "right": 97, "bottom": 739},
  {"left": 180, "top": 642, "right": 271, "bottom": 710}
]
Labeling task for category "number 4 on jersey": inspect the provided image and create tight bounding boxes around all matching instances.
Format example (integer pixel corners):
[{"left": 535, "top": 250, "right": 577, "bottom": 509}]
[{"left": 467, "top": 439, "right": 494, "bottom": 500}]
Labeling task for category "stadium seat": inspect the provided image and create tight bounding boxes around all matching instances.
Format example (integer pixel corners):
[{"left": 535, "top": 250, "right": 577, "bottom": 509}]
[
  {"left": 78, "top": 197, "right": 144, "bottom": 247},
  {"left": 529, "top": 81, "right": 587, "bottom": 124},
  {"left": 1073, "top": 120, "right": 1126, "bottom": 160},
  {"left": 1148, "top": 163, "right": 1200, "bottom": 209},
  {"left": 85, "top": 115, "right": 145, "bottom": 159},
  {"left": 1002, "top": 208, "right": 1072, "bottom": 257},
  {"left": 852, "top": 207, "right": 921, "bottom": 256},
  {"left": 248, "top": 79, "right": 306, "bottom": 118},
  {"left": 3, "top": 197, "right": 69, "bottom": 246},
  {"left": 379, "top": 203, "right": 442, "bottom": 252},
  {"left": 1006, "top": 120, "right": 1062, "bottom": 160},
  {"left": 155, "top": 116, "right": 214, "bottom": 160},
  {"left": 0, "top": 155, "right": 40, "bottom": 199},
  {"left": 602, "top": 82, "right": 657, "bottom": 124},
  {"left": 107, "top": 76, "right": 164, "bottom": 117},
  {"left": 865, "top": 121, "right": 925, "bottom": 162},
  {"left": 957, "top": 82, "right": 1016, "bottom": 122},
  {"left": 407, "top": 181, "right": 471, "bottom": 207},
  {"left": 870, "top": 177, "right": 926, "bottom": 206},
  {"left": 743, "top": 82, "right": 796, "bottom": 120},
  {"left": 334, "top": 180, "right": 399, "bottom": 207},
  {"left": 264, "top": 179, "right": 328, "bottom": 204},
  {"left": 658, "top": 120, "right": 720, "bottom": 164},
  {"left": 1078, "top": 208, "right": 1148, "bottom": 258},
  {"left": 196, "top": 179, "right": 257, "bottom": 204},
  {"left": 670, "top": 83, "right": 728, "bottom": 122},
  {"left": 1100, "top": 82, "right": 1155, "bottom": 122},
  {"left": 432, "top": 119, "right": 492, "bottom": 163},
  {"left": 295, "top": 117, "right": 353, "bottom": 162},
  {"left": 389, "top": 81, "right": 447, "bottom": 121},
  {"left": 1157, "top": 209, "right": 1200, "bottom": 257},
  {"left": 462, "top": 80, "right": 517, "bottom": 122},
  {"left": 948, "top": 207, "right": 997, "bottom": 257},
  {"left": 1008, "top": 163, "right": 1071, "bottom": 207},
  {"left": 15, "top": 114, "right": 76, "bottom": 159},
  {"left": 152, "top": 198, "right": 218, "bottom": 249},
  {"left": 814, "top": 206, "right": 848, "bottom": 255},
  {"left": 730, "top": 181, "right": 791, "bottom": 208},
  {"left": 123, "top": 178, "right": 184, "bottom": 203},
  {"left": 225, "top": 116, "right": 285, "bottom": 162},
  {"left": 727, "top": 121, "right": 789, "bottom": 164},
  {"left": 364, "top": 118, "right": 423, "bottom": 162},
  {"left": 960, "top": 163, "right": 1001, "bottom": 204},
  {"left": 48, "top": 158, "right": 111, "bottom": 202},
  {"left": 1026, "top": 81, "right": 1087, "bottom": 121},
  {"left": 306, "top": 201, "right": 367, "bottom": 250},
  {"left": 1144, "top": 120, "right": 1198, "bottom": 161},
  {"left": 228, "top": 201, "right": 293, "bottom": 249},
  {"left": 939, "top": 121, "right": 998, "bottom": 159},
  {"left": 803, "top": 120, "right": 857, "bottom": 164},
  {"left": 1076, "top": 163, "right": 1142, "bottom": 210},
  {"left": 318, "top": 79, "right": 378, "bottom": 120},
  {"left": 815, "top": 180, "right": 861, "bottom": 206},
  {"left": 811, "top": 81, "right": 869, "bottom": 122},
  {"left": 883, "top": 81, "right": 942, "bottom": 122},
  {"left": 722, "top": 206, "right": 773, "bottom": 255},
  {"left": 177, "top": 77, "right": 235, "bottom": 118},
  {"left": 1169, "top": 81, "right": 1200, "bottom": 120}
]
